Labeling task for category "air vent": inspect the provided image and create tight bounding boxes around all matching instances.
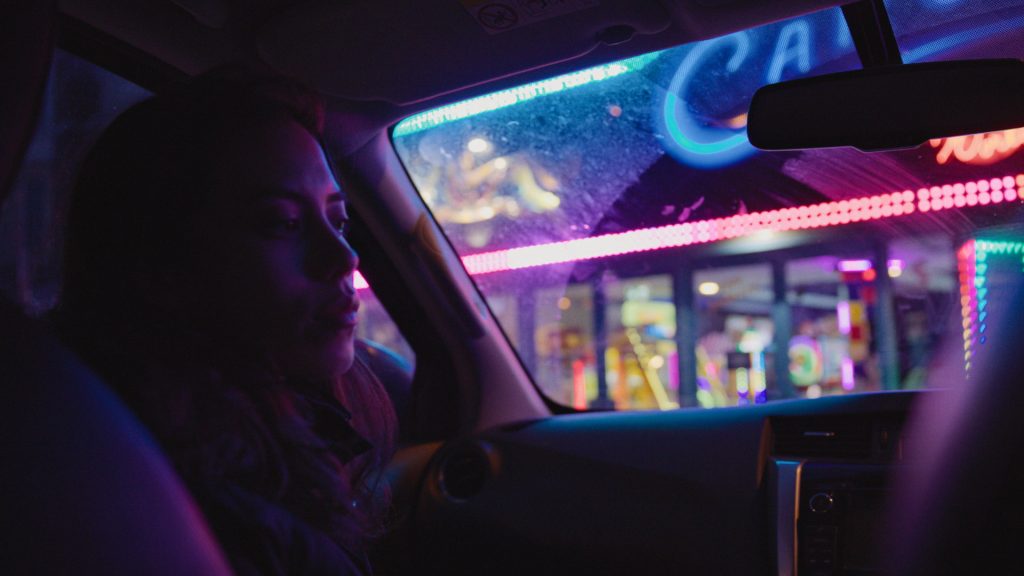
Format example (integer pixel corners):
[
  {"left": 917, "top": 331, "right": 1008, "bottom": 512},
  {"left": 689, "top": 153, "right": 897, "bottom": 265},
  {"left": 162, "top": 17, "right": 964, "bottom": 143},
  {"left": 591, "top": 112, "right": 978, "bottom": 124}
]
[
  {"left": 772, "top": 416, "right": 873, "bottom": 459},
  {"left": 438, "top": 442, "right": 494, "bottom": 501}
]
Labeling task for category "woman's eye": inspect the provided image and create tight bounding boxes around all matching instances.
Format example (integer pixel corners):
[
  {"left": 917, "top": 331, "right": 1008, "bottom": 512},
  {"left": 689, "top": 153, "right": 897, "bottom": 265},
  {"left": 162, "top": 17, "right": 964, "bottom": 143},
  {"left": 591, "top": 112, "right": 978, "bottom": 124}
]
[{"left": 262, "top": 217, "right": 303, "bottom": 237}]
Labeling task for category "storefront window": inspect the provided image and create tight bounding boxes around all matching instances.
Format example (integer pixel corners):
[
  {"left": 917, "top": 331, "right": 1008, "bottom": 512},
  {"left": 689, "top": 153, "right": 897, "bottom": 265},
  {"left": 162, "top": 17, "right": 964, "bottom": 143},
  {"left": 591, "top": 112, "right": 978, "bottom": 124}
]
[
  {"left": 604, "top": 275, "right": 677, "bottom": 410},
  {"left": 888, "top": 236, "right": 957, "bottom": 388},
  {"left": 534, "top": 283, "right": 596, "bottom": 407},
  {"left": 787, "top": 255, "right": 878, "bottom": 398},
  {"left": 694, "top": 264, "right": 774, "bottom": 407}
]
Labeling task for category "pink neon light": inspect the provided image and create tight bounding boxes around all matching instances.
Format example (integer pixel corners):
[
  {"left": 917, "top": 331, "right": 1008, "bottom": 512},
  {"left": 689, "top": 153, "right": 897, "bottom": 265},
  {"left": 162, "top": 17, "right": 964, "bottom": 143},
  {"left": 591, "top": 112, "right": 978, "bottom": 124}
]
[
  {"left": 460, "top": 174, "right": 1023, "bottom": 276},
  {"left": 837, "top": 301, "right": 852, "bottom": 335},
  {"left": 572, "top": 359, "right": 587, "bottom": 410},
  {"left": 838, "top": 259, "right": 872, "bottom": 272},
  {"left": 668, "top": 351, "right": 680, "bottom": 392},
  {"left": 841, "top": 357, "right": 855, "bottom": 391},
  {"left": 352, "top": 174, "right": 1022, "bottom": 291}
]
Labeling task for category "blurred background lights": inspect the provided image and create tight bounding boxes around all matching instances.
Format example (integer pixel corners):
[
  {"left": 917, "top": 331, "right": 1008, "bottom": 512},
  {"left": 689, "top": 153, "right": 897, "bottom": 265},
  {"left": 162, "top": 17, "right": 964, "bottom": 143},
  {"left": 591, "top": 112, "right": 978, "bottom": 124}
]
[
  {"left": 698, "top": 281, "right": 721, "bottom": 295},
  {"left": 838, "top": 259, "right": 872, "bottom": 272},
  {"left": 887, "top": 259, "right": 904, "bottom": 278},
  {"left": 467, "top": 137, "right": 491, "bottom": 154}
]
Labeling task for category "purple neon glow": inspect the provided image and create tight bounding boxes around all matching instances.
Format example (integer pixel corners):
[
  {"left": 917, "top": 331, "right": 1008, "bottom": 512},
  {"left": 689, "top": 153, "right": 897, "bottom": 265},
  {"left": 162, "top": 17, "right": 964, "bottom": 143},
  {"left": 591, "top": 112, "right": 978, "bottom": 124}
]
[
  {"left": 838, "top": 259, "right": 873, "bottom": 272},
  {"left": 837, "top": 301, "right": 852, "bottom": 335},
  {"left": 841, "top": 357, "right": 855, "bottom": 391}
]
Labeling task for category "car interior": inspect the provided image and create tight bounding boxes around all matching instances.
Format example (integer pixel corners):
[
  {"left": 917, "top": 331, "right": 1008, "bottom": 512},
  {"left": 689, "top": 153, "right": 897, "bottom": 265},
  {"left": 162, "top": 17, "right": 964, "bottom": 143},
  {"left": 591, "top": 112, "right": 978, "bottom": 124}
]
[{"left": 4, "top": 0, "right": 1024, "bottom": 574}]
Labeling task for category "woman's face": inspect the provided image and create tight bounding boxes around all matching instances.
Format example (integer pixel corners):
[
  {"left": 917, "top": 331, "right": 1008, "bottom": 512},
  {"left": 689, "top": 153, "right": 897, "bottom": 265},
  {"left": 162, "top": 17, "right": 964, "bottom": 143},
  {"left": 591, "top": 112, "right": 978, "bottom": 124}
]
[{"left": 185, "top": 118, "right": 360, "bottom": 382}]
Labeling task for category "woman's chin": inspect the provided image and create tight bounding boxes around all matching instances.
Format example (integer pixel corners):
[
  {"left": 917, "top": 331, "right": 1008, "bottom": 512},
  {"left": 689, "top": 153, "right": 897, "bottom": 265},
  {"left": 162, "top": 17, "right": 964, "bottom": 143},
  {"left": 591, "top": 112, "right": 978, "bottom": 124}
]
[{"left": 283, "top": 335, "right": 355, "bottom": 383}]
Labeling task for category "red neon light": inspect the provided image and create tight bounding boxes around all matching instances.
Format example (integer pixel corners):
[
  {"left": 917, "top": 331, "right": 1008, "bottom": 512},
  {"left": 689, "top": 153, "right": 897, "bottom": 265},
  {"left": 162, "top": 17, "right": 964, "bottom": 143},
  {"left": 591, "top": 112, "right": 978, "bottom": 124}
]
[
  {"left": 930, "top": 128, "right": 1024, "bottom": 166},
  {"left": 461, "top": 174, "right": 1023, "bottom": 276},
  {"left": 572, "top": 359, "right": 587, "bottom": 410}
]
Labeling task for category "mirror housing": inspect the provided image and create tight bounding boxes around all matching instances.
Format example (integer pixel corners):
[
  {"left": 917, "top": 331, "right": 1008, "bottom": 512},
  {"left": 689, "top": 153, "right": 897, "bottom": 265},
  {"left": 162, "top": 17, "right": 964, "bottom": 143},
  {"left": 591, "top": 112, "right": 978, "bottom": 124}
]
[{"left": 747, "top": 59, "right": 1024, "bottom": 152}]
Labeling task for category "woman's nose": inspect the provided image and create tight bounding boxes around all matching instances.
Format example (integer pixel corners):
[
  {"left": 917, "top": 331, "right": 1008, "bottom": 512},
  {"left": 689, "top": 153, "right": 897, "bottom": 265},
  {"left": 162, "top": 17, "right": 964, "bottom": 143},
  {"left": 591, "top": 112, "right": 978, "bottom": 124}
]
[{"left": 308, "top": 220, "right": 359, "bottom": 281}]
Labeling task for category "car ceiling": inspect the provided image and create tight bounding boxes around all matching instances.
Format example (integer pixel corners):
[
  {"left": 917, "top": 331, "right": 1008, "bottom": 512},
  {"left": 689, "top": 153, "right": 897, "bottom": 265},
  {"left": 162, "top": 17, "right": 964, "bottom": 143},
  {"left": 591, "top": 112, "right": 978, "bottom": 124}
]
[{"left": 59, "top": 0, "right": 846, "bottom": 148}]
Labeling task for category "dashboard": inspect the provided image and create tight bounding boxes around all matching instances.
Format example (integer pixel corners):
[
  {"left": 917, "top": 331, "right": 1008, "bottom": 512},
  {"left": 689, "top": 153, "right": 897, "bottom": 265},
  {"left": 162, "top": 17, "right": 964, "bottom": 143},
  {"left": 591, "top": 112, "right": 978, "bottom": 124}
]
[{"left": 392, "top": 391, "right": 921, "bottom": 575}]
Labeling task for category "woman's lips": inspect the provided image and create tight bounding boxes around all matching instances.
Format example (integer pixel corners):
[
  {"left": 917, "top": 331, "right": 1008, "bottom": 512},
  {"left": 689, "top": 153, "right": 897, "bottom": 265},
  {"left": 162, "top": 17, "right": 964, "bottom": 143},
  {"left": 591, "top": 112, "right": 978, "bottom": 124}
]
[{"left": 317, "top": 297, "right": 360, "bottom": 330}]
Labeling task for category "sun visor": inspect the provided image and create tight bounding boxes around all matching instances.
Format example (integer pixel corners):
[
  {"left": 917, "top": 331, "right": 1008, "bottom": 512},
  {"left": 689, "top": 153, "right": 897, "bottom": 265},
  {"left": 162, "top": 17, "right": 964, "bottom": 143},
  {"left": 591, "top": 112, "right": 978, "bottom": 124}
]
[{"left": 256, "top": 0, "right": 671, "bottom": 105}]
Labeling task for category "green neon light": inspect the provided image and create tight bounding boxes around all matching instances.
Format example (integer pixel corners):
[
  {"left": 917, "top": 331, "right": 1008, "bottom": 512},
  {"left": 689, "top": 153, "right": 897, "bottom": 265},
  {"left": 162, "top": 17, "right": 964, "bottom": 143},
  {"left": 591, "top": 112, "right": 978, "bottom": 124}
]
[
  {"left": 960, "top": 237, "right": 1024, "bottom": 376},
  {"left": 392, "top": 52, "right": 662, "bottom": 138},
  {"left": 975, "top": 240, "right": 1024, "bottom": 255}
]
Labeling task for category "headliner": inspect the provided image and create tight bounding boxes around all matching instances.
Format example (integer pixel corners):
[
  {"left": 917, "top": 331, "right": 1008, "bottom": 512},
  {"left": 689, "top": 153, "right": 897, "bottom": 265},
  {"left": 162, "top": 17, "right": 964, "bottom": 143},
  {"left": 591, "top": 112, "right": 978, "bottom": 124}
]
[{"left": 58, "top": 0, "right": 846, "bottom": 148}]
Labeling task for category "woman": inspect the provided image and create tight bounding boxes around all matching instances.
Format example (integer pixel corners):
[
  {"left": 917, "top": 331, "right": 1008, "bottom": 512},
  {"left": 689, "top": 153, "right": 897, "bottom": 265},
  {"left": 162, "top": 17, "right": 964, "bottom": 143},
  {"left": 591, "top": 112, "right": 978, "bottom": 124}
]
[{"left": 57, "top": 70, "right": 397, "bottom": 575}]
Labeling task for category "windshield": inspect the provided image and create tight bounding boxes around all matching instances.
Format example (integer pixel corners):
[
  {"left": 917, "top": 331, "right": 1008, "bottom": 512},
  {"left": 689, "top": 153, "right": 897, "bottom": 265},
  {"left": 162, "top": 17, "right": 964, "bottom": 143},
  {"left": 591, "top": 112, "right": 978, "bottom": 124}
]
[{"left": 392, "top": 2, "right": 1024, "bottom": 410}]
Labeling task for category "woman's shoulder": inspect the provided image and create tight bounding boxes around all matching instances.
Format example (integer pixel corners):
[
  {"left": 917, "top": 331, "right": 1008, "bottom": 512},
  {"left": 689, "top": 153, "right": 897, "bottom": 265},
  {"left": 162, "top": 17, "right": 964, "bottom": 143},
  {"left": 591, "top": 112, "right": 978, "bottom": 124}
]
[{"left": 194, "top": 482, "right": 370, "bottom": 576}]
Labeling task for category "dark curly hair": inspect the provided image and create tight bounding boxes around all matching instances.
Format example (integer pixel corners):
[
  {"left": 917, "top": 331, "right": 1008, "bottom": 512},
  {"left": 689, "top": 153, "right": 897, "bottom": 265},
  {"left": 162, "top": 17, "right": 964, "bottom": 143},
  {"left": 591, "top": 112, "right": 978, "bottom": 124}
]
[{"left": 57, "top": 68, "right": 396, "bottom": 557}]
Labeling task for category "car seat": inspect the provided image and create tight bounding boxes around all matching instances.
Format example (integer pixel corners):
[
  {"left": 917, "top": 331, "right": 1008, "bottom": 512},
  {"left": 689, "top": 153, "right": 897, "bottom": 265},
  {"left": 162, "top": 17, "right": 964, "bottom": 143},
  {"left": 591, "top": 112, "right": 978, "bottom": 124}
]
[{"left": 0, "top": 2, "right": 232, "bottom": 574}]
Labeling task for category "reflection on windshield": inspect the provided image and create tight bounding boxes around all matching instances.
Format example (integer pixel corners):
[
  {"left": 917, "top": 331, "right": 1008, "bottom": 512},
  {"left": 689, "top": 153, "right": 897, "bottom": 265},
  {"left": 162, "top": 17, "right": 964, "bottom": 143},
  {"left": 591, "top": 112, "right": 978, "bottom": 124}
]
[{"left": 393, "top": 2, "right": 1024, "bottom": 410}]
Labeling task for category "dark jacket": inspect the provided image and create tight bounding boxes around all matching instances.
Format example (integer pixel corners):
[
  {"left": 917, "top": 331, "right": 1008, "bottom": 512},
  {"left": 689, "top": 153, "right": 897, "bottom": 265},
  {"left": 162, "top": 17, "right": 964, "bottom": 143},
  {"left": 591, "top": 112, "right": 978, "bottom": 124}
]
[
  {"left": 195, "top": 482, "right": 370, "bottom": 576},
  {"left": 193, "top": 392, "right": 374, "bottom": 576}
]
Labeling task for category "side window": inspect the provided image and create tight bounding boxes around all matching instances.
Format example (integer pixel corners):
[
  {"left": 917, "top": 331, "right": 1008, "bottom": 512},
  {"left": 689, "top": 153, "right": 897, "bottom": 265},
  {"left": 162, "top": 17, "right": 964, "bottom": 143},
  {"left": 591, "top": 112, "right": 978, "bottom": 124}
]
[
  {"left": 0, "top": 49, "right": 415, "bottom": 373},
  {"left": 355, "top": 275, "right": 416, "bottom": 370}
]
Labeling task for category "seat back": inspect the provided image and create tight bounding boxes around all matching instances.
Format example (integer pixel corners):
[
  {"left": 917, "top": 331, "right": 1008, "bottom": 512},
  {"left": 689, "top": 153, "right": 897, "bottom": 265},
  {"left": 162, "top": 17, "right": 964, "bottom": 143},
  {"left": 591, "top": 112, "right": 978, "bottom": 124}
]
[
  {"left": 1, "top": 300, "right": 233, "bottom": 575},
  {"left": 0, "top": 2, "right": 232, "bottom": 574},
  {"left": 883, "top": 286, "right": 1024, "bottom": 575}
]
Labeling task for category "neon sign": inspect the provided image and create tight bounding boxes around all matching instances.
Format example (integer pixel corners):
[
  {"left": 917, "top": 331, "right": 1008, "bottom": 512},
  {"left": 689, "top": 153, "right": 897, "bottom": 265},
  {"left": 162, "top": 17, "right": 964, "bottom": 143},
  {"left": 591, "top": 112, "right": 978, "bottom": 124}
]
[
  {"left": 653, "top": 4, "right": 1020, "bottom": 169},
  {"left": 659, "top": 14, "right": 845, "bottom": 169},
  {"left": 660, "top": 33, "right": 758, "bottom": 169},
  {"left": 930, "top": 128, "right": 1024, "bottom": 166}
]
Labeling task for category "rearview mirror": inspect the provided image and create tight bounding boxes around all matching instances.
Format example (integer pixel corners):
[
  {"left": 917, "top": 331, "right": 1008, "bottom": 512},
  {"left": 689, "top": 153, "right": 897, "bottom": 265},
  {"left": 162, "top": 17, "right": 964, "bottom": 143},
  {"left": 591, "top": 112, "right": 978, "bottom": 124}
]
[{"left": 747, "top": 59, "right": 1024, "bottom": 151}]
